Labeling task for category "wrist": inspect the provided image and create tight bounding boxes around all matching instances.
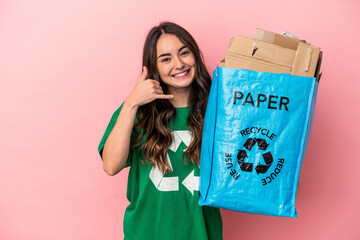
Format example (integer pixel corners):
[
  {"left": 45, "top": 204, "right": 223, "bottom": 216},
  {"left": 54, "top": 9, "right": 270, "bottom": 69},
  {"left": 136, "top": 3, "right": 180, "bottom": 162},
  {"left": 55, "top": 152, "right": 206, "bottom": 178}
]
[{"left": 124, "top": 97, "right": 139, "bottom": 112}]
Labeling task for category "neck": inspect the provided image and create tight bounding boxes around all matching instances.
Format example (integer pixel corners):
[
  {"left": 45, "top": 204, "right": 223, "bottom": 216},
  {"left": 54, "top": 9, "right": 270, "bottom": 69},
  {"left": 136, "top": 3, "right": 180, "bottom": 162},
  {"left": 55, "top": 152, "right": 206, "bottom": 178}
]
[{"left": 168, "top": 86, "right": 192, "bottom": 108}]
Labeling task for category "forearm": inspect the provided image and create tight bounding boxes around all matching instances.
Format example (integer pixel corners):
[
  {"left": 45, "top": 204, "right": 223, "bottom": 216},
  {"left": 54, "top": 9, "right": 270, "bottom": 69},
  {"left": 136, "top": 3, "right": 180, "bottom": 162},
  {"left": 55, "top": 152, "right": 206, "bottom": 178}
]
[
  {"left": 102, "top": 100, "right": 138, "bottom": 176},
  {"left": 101, "top": 66, "right": 172, "bottom": 176}
]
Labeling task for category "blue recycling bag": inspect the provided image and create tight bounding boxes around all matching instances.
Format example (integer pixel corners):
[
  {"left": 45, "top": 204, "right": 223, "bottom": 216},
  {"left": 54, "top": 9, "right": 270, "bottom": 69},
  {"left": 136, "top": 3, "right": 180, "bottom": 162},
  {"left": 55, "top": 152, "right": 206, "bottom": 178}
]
[{"left": 199, "top": 67, "right": 319, "bottom": 217}]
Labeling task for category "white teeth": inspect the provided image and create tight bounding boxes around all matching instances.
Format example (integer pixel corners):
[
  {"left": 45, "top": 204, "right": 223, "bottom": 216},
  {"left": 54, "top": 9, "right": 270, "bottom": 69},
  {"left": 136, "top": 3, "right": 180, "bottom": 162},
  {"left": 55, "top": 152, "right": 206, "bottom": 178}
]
[{"left": 173, "top": 70, "right": 188, "bottom": 77}]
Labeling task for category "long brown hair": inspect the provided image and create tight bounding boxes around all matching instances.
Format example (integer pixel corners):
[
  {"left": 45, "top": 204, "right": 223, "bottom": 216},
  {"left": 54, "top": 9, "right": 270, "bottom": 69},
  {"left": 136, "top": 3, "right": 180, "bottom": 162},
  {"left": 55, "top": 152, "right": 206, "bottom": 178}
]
[{"left": 133, "top": 22, "right": 211, "bottom": 173}]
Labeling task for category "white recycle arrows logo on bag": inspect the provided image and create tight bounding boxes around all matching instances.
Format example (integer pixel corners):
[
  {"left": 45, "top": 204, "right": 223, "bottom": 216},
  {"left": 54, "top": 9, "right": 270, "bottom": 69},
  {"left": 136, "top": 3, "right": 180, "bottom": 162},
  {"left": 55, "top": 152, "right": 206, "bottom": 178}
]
[{"left": 149, "top": 130, "right": 200, "bottom": 195}]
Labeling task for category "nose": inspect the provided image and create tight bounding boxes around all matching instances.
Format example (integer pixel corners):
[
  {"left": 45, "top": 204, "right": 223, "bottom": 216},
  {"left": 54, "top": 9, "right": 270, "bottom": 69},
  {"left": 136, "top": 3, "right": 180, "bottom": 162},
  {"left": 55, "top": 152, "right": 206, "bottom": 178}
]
[{"left": 173, "top": 56, "right": 185, "bottom": 70}]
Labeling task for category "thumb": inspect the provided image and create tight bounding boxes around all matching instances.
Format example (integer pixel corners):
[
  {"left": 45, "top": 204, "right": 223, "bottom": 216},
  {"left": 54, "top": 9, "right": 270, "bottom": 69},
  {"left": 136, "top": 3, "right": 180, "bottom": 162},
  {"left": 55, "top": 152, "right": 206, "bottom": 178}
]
[{"left": 140, "top": 66, "right": 148, "bottom": 81}]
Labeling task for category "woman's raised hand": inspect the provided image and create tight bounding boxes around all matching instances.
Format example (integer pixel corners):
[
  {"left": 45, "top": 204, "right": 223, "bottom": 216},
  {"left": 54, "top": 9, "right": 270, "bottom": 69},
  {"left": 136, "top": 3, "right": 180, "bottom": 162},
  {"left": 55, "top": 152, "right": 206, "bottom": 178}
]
[{"left": 126, "top": 66, "right": 173, "bottom": 108}]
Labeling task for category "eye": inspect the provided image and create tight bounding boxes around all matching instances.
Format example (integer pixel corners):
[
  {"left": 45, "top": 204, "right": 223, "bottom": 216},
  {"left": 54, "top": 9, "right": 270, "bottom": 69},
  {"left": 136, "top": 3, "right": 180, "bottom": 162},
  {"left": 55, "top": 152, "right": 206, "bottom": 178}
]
[
  {"left": 161, "top": 57, "right": 171, "bottom": 63},
  {"left": 180, "top": 51, "right": 190, "bottom": 56}
]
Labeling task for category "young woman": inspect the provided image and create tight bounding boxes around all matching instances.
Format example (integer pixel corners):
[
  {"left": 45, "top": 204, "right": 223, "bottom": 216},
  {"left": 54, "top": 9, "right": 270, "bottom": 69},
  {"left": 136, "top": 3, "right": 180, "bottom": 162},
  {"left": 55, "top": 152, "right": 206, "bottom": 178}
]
[{"left": 98, "top": 22, "right": 223, "bottom": 240}]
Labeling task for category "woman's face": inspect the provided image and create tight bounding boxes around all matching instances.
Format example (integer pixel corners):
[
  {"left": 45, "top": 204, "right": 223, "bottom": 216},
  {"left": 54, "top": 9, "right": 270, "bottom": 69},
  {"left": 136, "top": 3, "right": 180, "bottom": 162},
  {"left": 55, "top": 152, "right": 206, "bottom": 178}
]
[{"left": 156, "top": 34, "right": 196, "bottom": 93}]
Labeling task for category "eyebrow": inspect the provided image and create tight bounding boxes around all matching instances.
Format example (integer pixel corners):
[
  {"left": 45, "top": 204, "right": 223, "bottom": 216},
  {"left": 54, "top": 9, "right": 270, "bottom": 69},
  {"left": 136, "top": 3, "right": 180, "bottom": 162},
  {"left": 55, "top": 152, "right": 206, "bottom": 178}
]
[{"left": 157, "top": 46, "right": 188, "bottom": 59}]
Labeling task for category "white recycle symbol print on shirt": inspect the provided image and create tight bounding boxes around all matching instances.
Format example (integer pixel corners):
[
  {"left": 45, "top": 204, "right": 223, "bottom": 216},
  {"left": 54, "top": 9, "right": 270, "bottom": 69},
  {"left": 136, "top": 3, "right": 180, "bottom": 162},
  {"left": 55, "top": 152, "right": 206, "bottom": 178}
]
[{"left": 149, "top": 130, "right": 199, "bottom": 195}]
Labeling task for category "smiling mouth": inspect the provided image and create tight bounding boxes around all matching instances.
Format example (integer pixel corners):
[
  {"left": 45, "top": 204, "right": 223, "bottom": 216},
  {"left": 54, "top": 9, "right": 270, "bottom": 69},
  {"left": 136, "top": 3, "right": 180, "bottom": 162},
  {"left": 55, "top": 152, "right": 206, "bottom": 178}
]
[{"left": 172, "top": 69, "right": 190, "bottom": 78}]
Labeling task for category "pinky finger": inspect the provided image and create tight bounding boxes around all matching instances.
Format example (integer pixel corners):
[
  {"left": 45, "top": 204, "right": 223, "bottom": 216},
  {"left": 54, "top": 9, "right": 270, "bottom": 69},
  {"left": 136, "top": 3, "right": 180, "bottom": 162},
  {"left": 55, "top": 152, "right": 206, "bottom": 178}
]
[{"left": 156, "top": 94, "right": 174, "bottom": 99}]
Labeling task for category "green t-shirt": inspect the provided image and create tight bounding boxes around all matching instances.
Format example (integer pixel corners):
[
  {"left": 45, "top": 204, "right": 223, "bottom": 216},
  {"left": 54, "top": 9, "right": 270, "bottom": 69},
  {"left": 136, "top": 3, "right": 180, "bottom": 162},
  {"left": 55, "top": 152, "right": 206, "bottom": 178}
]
[{"left": 98, "top": 104, "right": 223, "bottom": 240}]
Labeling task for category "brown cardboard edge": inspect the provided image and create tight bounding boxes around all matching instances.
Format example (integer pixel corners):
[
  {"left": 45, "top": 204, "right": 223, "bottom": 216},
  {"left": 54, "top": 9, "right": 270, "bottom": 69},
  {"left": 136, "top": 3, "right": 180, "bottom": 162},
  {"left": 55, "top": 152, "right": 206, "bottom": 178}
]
[
  {"left": 291, "top": 42, "right": 320, "bottom": 78},
  {"left": 315, "top": 51, "right": 323, "bottom": 82},
  {"left": 254, "top": 28, "right": 307, "bottom": 50},
  {"left": 219, "top": 58, "right": 226, "bottom": 67}
]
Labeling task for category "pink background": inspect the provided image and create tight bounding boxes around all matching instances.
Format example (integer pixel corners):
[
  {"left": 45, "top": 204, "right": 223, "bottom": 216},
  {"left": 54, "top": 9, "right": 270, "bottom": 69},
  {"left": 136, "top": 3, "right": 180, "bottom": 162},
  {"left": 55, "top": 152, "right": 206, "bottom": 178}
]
[{"left": 1, "top": 0, "right": 359, "bottom": 239}]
